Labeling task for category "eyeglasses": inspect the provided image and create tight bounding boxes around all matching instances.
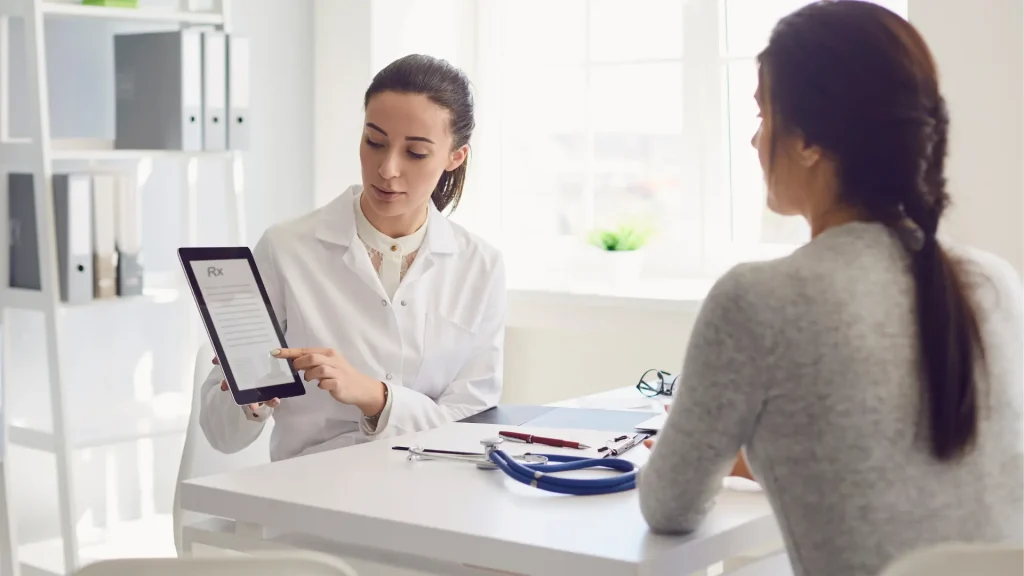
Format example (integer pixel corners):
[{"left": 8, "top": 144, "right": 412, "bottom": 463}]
[{"left": 636, "top": 368, "right": 676, "bottom": 397}]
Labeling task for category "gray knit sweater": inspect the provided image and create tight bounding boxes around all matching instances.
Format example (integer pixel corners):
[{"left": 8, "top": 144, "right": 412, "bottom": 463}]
[{"left": 638, "top": 222, "right": 1024, "bottom": 576}]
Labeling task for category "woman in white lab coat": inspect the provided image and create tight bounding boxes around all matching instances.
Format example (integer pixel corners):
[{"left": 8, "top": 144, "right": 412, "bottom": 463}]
[{"left": 199, "top": 54, "right": 506, "bottom": 462}]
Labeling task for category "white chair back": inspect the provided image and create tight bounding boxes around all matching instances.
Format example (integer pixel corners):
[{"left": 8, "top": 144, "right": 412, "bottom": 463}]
[
  {"left": 73, "top": 551, "right": 359, "bottom": 576},
  {"left": 879, "top": 543, "right": 1024, "bottom": 576},
  {"left": 173, "top": 344, "right": 274, "bottom": 555}
]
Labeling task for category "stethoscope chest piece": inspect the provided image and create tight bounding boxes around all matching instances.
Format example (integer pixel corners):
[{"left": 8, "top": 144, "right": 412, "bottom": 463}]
[
  {"left": 407, "top": 436, "right": 638, "bottom": 495},
  {"left": 477, "top": 437, "right": 505, "bottom": 470}
]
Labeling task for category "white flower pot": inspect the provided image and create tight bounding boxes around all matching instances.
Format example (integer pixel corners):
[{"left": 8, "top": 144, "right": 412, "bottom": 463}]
[{"left": 577, "top": 246, "right": 646, "bottom": 289}]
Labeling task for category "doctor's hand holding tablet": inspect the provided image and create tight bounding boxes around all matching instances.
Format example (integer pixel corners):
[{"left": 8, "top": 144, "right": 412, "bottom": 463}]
[
  {"left": 189, "top": 54, "right": 506, "bottom": 463},
  {"left": 212, "top": 356, "right": 280, "bottom": 412}
]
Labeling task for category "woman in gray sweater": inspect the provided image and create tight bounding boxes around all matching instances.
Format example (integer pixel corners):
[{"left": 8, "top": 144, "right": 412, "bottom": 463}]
[{"left": 637, "top": 2, "right": 1024, "bottom": 576}]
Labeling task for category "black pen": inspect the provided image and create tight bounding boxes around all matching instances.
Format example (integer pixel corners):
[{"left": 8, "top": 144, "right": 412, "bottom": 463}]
[{"left": 392, "top": 446, "right": 479, "bottom": 457}]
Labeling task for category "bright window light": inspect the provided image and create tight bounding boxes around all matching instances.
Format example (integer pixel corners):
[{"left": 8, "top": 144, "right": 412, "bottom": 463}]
[{"left": 478, "top": 0, "right": 909, "bottom": 283}]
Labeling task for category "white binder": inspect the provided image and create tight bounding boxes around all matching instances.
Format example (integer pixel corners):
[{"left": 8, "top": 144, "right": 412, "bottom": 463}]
[
  {"left": 227, "top": 34, "right": 250, "bottom": 150},
  {"left": 53, "top": 174, "right": 94, "bottom": 304},
  {"left": 202, "top": 30, "right": 228, "bottom": 151}
]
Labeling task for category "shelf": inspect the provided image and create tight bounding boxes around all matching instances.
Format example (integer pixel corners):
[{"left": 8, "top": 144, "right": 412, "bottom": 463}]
[
  {"left": 0, "top": 142, "right": 35, "bottom": 169},
  {"left": 20, "top": 514, "right": 175, "bottom": 576},
  {"left": 51, "top": 139, "right": 234, "bottom": 160},
  {"left": 1, "top": 287, "right": 181, "bottom": 312},
  {"left": 7, "top": 392, "right": 191, "bottom": 451},
  {"left": 63, "top": 288, "right": 182, "bottom": 309},
  {"left": 1, "top": 287, "right": 49, "bottom": 310},
  {"left": 40, "top": 1, "right": 223, "bottom": 25}
]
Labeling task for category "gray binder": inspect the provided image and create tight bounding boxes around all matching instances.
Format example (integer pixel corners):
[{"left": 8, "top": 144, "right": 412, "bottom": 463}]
[
  {"left": 226, "top": 34, "right": 250, "bottom": 150},
  {"left": 201, "top": 30, "right": 227, "bottom": 151},
  {"left": 8, "top": 173, "right": 41, "bottom": 292},
  {"left": 114, "top": 176, "right": 143, "bottom": 296},
  {"left": 114, "top": 30, "right": 204, "bottom": 151},
  {"left": 91, "top": 174, "right": 118, "bottom": 299}
]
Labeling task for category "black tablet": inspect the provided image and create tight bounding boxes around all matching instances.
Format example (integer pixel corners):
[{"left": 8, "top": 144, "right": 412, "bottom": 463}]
[{"left": 178, "top": 246, "right": 305, "bottom": 406}]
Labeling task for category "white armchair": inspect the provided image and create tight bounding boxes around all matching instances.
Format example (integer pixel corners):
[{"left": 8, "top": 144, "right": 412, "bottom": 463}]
[{"left": 173, "top": 344, "right": 274, "bottom": 555}]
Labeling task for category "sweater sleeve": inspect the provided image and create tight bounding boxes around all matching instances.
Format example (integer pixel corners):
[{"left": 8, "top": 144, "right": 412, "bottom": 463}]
[{"left": 637, "top": 265, "right": 774, "bottom": 534}]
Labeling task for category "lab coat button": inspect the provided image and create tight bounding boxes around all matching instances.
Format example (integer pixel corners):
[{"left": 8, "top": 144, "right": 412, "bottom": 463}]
[
  {"left": 386, "top": 373, "right": 393, "bottom": 380},
  {"left": 381, "top": 299, "right": 387, "bottom": 306},
  {"left": 400, "top": 300, "right": 407, "bottom": 306}
]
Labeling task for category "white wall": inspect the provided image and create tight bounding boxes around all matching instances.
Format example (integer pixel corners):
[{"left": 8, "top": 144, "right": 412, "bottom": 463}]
[
  {"left": 2, "top": 0, "right": 314, "bottom": 544},
  {"left": 910, "top": 0, "right": 1024, "bottom": 275},
  {"left": 231, "top": 0, "right": 316, "bottom": 246},
  {"left": 313, "top": 0, "right": 371, "bottom": 209}
]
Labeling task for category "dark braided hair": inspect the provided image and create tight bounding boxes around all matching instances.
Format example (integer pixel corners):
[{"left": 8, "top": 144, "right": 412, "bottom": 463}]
[{"left": 760, "top": 0, "right": 984, "bottom": 460}]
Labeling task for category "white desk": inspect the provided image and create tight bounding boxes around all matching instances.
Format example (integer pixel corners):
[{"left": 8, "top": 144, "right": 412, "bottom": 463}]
[
  {"left": 181, "top": 418, "right": 783, "bottom": 576},
  {"left": 549, "top": 385, "right": 671, "bottom": 411}
]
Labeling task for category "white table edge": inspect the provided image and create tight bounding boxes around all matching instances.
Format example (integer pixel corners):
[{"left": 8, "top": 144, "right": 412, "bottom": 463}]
[
  {"left": 181, "top": 480, "right": 651, "bottom": 576},
  {"left": 181, "top": 477, "right": 779, "bottom": 576}
]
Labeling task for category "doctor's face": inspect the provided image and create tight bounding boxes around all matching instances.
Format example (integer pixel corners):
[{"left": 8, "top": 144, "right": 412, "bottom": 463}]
[{"left": 359, "top": 91, "right": 467, "bottom": 220}]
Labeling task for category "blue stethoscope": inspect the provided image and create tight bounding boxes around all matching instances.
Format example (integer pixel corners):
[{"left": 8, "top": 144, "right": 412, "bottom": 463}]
[{"left": 406, "top": 437, "right": 638, "bottom": 495}]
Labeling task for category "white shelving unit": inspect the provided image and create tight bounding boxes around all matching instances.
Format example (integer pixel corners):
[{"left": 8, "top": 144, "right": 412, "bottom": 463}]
[{"left": 0, "top": 1, "right": 245, "bottom": 574}]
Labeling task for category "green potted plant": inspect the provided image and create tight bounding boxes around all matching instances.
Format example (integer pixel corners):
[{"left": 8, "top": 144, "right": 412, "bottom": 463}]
[
  {"left": 587, "top": 222, "right": 653, "bottom": 252},
  {"left": 583, "top": 221, "right": 653, "bottom": 286}
]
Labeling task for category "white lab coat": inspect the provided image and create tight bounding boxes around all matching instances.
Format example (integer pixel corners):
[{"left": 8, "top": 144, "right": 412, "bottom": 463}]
[{"left": 199, "top": 186, "right": 506, "bottom": 461}]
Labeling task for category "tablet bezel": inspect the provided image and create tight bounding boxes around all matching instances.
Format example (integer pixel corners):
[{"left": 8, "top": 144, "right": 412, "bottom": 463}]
[{"left": 178, "top": 246, "right": 305, "bottom": 406}]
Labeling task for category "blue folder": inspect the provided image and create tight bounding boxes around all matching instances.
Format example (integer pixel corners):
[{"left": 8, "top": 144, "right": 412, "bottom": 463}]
[{"left": 458, "top": 404, "right": 655, "bottom": 433}]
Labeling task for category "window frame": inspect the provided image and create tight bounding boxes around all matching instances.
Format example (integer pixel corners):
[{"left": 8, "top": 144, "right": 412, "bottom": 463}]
[{"left": 474, "top": 0, "right": 807, "bottom": 283}]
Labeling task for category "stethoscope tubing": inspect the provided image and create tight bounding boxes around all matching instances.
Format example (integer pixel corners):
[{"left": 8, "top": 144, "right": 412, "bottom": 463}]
[{"left": 487, "top": 449, "right": 638, "bottom": 494}]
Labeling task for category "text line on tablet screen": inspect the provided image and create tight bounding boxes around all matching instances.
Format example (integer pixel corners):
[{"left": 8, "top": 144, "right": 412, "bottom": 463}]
[{"left": 191, "top": 259, "right": 292, "bottom": 391}]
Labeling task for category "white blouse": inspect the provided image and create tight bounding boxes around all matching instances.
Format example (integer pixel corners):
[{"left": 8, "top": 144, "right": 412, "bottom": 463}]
[
  {"left": 352, "top": 194, "right": 427, "bottom": 301},
  {"left": 352, "top": 194, "right": 427, "bottom": 431}
]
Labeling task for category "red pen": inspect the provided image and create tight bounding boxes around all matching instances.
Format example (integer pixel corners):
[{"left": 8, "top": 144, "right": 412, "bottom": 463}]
[{"left": 498, "top": 430, "right": 591, "bottom": 450}]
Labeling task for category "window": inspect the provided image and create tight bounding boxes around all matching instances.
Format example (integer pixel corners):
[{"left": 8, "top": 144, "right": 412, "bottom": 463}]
[
  {"left": 475, "top": 0, "right": 908, "bottom": 284},
  {"left": 718, "top": 0, "right": 908, "bottom": 273}
]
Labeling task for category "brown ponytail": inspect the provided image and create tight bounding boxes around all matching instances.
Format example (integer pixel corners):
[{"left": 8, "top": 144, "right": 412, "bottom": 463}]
[
  {"left": 902, "top": 98, "right": 984, "bottom": 460},
  {"left": 431, "top": 150, "right": 470, "bottom": 214}
]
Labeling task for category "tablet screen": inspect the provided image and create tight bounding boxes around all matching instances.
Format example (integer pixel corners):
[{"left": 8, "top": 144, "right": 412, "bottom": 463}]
[{"left": 190, "top": 258, "right": 293, "bottom": 390}]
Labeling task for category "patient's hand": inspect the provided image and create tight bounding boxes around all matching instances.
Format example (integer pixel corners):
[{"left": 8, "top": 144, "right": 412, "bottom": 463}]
[
  {"left": 641, "top": 403, "right": 756, "bottom": 482},
  {"left": 642, "top": 404, "right": 672, "bottom": 449}
]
